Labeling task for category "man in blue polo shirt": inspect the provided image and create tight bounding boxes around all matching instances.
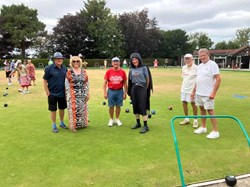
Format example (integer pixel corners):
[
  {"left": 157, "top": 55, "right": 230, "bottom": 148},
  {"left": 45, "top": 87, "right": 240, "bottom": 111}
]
[{"left": 43, "top": 52, "right": 68, "bottom": 133}]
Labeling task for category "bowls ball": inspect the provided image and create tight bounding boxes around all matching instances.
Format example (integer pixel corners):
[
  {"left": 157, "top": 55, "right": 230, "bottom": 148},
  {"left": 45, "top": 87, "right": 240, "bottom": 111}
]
[{"left": 225, "top": 176, "right": 237, "bottom": 186}]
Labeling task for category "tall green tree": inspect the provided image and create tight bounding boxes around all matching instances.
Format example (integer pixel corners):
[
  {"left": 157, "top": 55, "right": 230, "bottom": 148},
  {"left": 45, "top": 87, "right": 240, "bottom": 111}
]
[
  {"left": 52, "top": 13, "right": 88, "bottom": 57},
  {"left": 0, "top": 4, "right": 45, "bottom": 57},
  {"left": 160, "top": 29, "right": 190, "bottom": 60},
  {"left": 119, "top": 9, "right": 161, "bottom": 58},
  {"left": 235, "top": 28, "right": 250, "bottom": 47},
  {"left": 188, "top": 32, "right": 214, "bottom": 50},
  {"left": 80, "top": 0, "right": 125, "bottom": 58},
  {"left": 0, "top": 15, "right": 12, "bottom": 56}
]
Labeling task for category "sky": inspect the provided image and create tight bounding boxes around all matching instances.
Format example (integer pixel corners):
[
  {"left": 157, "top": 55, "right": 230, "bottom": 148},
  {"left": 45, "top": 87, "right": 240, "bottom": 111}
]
[{"left": 1, "top": 0, "right": 250, "bottom": 44}]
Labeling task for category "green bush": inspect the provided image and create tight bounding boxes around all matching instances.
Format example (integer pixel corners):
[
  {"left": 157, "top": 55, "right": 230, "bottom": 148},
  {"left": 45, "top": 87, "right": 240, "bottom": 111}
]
[{"left": 0, "top": 58, "right": 175, "bottom": 68}]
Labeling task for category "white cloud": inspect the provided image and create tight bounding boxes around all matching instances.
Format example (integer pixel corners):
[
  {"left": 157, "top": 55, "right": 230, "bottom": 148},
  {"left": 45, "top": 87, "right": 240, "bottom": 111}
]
[{"left": 1, "top": 0, "right": 250, "bottom": 44}]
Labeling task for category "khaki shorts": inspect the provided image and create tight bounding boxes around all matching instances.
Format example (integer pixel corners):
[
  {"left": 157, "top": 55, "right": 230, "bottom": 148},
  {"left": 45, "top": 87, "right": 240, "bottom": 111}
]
[{"left": 195, "top": 95, "right": 215, "bottom": 110}]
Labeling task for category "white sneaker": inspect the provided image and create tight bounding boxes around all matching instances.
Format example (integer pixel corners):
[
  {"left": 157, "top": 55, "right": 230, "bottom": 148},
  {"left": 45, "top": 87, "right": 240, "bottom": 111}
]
[
  {"left": 108, "top": 119, "right": 114, "bottom": 127},
  {"left": 194, "top": 127, "right": 207, "bottom": 134},
  {"left": 179, "top": 119, "right": 190, "bottom": 125},
  {"left": 193, "top": 120, "right": 199, "bottom": 128},
  {"left": 26, "top": 90, "right": 29, "bottom": 94},
  {"left": 8, "top": 83, "right": 12, "bottom": 86},
  {"left": 115, "top": 119, "right": 122, "bottom": 126},
  {"left": 206, "top": 131, "right": 220, "bottom": 139},
  {"left": 21, "top": 90, "right": 26, "bottom": 95}
]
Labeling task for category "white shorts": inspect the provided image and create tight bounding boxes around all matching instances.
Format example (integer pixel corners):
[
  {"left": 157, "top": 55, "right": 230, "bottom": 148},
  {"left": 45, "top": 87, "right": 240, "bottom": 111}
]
[
  {"left": 195, "top": 95, "right": 215, "bottom": 110},
  {"left": 180, "top": 92, "right": 194, "bottom": 103}
]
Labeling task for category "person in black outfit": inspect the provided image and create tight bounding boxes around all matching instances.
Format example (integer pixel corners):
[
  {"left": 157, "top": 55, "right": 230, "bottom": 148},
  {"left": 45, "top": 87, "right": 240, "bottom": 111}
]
[{"left": 127, "top": 53, "right": 153, "bottom": 134}]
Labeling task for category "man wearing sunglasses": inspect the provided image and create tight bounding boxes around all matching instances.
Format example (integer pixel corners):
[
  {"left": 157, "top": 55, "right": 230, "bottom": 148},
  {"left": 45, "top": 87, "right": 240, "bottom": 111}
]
[{"left": 43, "top": 52, "right": 68, "bottom": 133}]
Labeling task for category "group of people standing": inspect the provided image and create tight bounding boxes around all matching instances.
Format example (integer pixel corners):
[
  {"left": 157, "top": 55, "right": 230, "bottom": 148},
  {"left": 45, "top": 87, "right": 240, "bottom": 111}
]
[
  {"left": 4, "top": 59, "right": 36, "bottom": 94},
  {"left": 43, "top": 48, "right": 221, "bottom": 138},
  {"left": 43, "top": 52, "right": 153, "bottom": 134},
  {"left": 180, "top": 48, "right": 221, "bottom": 139},
  {"left": 103, "top": 53, "right": 153, "bottom": 133},
  {"left": 43, "top": 53, "right": 90, "bottom": 133}
]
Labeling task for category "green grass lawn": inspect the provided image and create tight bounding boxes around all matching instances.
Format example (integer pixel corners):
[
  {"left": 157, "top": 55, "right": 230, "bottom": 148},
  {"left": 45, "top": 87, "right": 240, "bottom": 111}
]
[{"left": 0, "top": 68, "right": 249, "bottom": 187}]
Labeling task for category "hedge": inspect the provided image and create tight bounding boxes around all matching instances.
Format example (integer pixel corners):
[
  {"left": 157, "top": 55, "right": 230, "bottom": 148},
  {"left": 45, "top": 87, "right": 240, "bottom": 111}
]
[{"left": 0, "top": 58, "right": 175, "bottom": 68}]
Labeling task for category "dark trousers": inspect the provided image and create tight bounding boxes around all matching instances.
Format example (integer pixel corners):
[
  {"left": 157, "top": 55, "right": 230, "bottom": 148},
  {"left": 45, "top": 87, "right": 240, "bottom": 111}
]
[{"left": 131, "top": 85, "right": 147, "bottom": 115}]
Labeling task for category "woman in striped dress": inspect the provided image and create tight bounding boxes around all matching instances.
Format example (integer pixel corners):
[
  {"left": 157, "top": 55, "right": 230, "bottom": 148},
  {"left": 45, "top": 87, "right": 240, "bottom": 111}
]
[{"left": 65, "top": 56, "right": 90, "bottom": 132}]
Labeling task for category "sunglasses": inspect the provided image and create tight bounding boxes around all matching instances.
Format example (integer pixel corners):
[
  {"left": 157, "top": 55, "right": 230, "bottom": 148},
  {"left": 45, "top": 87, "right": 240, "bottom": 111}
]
[{"left": 72, "top": 60, "right": 80, "bottom": 63}]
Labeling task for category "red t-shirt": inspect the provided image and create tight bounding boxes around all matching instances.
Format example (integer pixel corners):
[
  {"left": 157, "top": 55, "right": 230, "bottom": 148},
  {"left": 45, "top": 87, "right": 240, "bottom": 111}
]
[{"left": 104, "top": 68, "right": 127, "bottom": 90}]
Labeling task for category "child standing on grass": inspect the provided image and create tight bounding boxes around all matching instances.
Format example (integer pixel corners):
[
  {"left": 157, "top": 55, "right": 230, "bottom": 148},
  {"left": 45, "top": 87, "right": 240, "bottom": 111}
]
[
  {"left": 4, "top": 61, "right": 12, "bottom": 85},
  {"left": 17, "top": 64, "right": 31, "bottom": 94}
]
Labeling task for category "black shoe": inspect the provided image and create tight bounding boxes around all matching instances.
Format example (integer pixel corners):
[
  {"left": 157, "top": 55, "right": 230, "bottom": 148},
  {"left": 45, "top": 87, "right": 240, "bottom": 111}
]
[
  {"left": 140, "top": 126, "right": 149, "bottom": 134},
  {"left": 60, "top": 124, "right": 68, "bottom": 129},
  {"left": 131, "top": 123, "right": 141, "bottom": 129}
]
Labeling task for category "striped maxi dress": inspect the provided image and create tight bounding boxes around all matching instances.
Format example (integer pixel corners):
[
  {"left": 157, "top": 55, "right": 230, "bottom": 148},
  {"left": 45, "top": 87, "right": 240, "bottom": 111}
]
[{"left": 65, "top": 69, "right": 89, "bottom": 130}]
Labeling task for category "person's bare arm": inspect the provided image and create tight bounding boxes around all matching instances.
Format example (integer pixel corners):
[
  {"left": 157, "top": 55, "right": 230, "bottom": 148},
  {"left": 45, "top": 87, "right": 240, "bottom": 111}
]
[
  {"left": 103, "top": 79, "right": 108, "bottom": 99},
  {"left": 43, "top": 79, "right": 50, "bottom": 96},
  {"left": 191, "top": 85, "right": 196, "bottom": 100},
  {"left": 209, "top": 74, "right": 221, "bottom": 99},
  {"left": 123, "top": 81, "right": 128, "bottom": 100}
]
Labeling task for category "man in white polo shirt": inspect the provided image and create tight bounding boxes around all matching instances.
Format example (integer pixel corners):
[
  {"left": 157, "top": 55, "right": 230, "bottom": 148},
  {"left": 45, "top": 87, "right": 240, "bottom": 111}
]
[
  {"left": 180, "top": 54, "right": 198, "bottom": 128},
  {"left": 191, "top": 48, "right": 221, "bottom": 139}
]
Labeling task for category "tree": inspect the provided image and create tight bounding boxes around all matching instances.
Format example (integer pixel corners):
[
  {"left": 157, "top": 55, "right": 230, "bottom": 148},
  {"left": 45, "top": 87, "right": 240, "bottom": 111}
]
[
  {"left": 188, "top": 32, "right": 214, "bottom": 50},
  {"left": 160, "top": 29, "right": 190, "bottom": 61},
  {"left": 227, "top": 40, "right": 240, "bottom": 49},
  {"left": 119, "top": 9, "right": 161, "bottom": 58},
  {"left": 52, "top": 13, "right": 88, "bottom": 57},
  {"left": 0, "top": 4, "right": 45, "bottom": 57},
  {"left": 214, "top": 41, "right": 228, "bottom": 49},
  {"left": 235, "top": 28, "right": 250, "bottom": 47},
  {"left": 80, "top": 0, "right": 125, "bottom": 58},
  {"left": 0, "top": 15, "right": 13, "bottom": 57},
  {"left": 214, "top": 40, "right": 240, "bottom": 49},
  {"left": 32, "top": 31, "right": 56, "bottom": 58}
]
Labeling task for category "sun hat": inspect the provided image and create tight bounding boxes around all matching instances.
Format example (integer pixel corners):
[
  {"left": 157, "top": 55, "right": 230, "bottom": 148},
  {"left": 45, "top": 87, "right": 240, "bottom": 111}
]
[
  {"left": 112, "top": 57, "right": 120, "bottom": 61},
  {"left": 53, "top": 52, "right": 65, "bottom": 59},
  {"left": 184, "top": 54, "right": 193, "bottom": 58}
]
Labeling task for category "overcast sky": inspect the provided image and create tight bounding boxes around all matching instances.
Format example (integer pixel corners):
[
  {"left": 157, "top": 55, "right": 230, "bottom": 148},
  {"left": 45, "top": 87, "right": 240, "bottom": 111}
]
[{"left": 1, "top": 0, "right": 250, "bottom": 44}]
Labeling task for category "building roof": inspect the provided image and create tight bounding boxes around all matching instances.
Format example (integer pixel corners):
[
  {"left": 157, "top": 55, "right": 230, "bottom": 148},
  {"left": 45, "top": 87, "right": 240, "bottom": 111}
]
[
  {"left": 230, "top": 45, "right": 250, "bottom": 56},
  {"left": 193, "top": 46, "right": 250, "bottom": 57},
  {"left": 193, "top": 49, "right": 237, "bottom": 56}
]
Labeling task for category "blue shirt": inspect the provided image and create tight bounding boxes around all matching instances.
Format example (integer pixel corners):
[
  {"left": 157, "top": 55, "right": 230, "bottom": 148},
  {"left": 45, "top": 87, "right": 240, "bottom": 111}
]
[{"left": 43, "top": 64, "right": 67, "bottom": 97}]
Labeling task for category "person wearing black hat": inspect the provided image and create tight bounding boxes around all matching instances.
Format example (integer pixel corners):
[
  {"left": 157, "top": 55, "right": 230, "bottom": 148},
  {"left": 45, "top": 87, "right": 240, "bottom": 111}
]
[
  {"left": 43, "top": 52, "right": 68, "bottom": 133},
  {"left": 127, "top": 53, "right": 153, "bottom": 134}
]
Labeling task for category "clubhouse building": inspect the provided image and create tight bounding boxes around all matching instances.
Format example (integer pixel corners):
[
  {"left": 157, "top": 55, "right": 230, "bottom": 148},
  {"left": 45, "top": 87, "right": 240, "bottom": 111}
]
[{"left": 185, "top": 45, "right": 250, "bottom": 69}]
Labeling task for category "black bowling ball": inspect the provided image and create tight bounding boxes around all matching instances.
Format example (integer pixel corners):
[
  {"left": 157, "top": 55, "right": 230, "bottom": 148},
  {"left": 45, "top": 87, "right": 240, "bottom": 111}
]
[{"left": 225, "top": 176, "right": 237, "bottom": 186}]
